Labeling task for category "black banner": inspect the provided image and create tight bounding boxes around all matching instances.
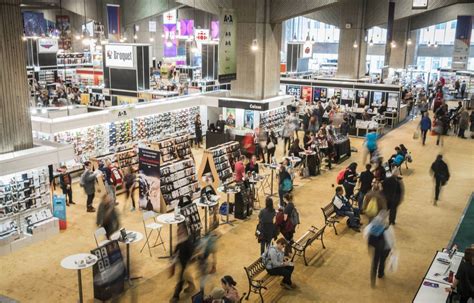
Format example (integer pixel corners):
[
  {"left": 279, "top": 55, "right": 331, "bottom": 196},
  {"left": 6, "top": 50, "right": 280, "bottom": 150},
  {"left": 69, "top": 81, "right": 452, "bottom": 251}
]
[
  {"left": 138, "top": 147, "right": 161, "bottom": 212},
  {"left": 218, "top": 99, "right": 269, "bottom": 111}
]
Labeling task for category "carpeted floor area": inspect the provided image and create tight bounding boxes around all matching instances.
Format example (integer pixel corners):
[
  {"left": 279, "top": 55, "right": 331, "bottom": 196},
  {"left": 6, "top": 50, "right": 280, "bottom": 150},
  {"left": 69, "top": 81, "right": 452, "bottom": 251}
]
[{"left": 450, "top": 194, "right": 474, "bottom": 251}]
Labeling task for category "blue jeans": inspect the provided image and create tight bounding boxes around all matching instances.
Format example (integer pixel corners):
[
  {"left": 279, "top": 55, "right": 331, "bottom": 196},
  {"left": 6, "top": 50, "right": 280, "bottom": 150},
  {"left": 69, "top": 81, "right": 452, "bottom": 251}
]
[
  {"left": 339, "top": 208, "right": 360, "bottom": 228},
  {"left": 358, "top": 192, "right": 366, "bottom": 211}
]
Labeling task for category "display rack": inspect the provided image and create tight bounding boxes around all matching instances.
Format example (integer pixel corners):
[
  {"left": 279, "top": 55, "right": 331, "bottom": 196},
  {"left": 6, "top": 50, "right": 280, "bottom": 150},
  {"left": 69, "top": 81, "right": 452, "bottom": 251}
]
[
  {"left": 198, "top": 141, "right": 240, "bottom": 191},
  {"left": 91, "top": 148, "right": 139, "bottom": 174},
  {"left": 181, "top": 203, "right": 202, "bottom": 238},
  {"left": 160, "top": 158, "right": 200, "bottom": 212},
  {"left": 146, "top": 133, "right": 193, "bottom": 165},
  {"left": 0, "top": 167, "right": 57, "bottom": 253},
  {"left": 259, "top": 107, "right": 286, "bottom": 133}
]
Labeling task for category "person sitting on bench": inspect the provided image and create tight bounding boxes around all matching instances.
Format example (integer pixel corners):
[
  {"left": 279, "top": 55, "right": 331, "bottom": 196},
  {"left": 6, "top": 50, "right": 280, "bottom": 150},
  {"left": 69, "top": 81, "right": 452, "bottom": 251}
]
[
  {"left": 263, "top": 237, "right": 296, "bottom": 290},
  {"left": 332, "top": 186, "right": 361, "bottom": 232},
  {"left": 388, "top": 147, "right": 405, "bottom": 170}
]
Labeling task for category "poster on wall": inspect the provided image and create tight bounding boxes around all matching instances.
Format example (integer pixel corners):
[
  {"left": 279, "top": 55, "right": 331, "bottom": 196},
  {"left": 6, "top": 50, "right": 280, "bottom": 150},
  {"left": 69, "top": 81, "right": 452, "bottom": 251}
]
[
  {"left": 327, "top": 88, "right": 335, "bottom": 98},
  {"left": 138, "top": 147, "right": 161, "bottom": 212},
  {"left": 23, "top": 11, "right": 46, "bottom": 36},
  {"left": 372, "top": 91, "right": 383, "bottom": 105},
  {"left": 387, "top": 93, "right": 399, "bottom": 108},
  {"left": 107, "top": 4, "right": 120, "bottom": 42},
  {"left": 286, "top": 85, "right": 301, "bottom": 98},
  {"left": 301, "top": 86, "right": 313, "bottom": 103},
  {"left": 56, "top": 15, "right": 71, "bottom": 50},
  {"left": 244, "top": 110, "right": 254, "bottom": 129},
  {"left": 91, "top": 241, "right": 126, "bottom": 301},
  {"left": 224, "top": 108, "right": 236, "bottom": 127},
  {"left": 211, "top": 21, "right": 219, "bottom": 40},
  {"left": 452, "top": 16, "right": 473, "bottom": 70},
  {"left": 179, "top": 19, "right": 194, "bottom": 36},
  {"left": 163, "top": 24, "right": 177, "bottom": 57},
  {"left": 38, "top": 38, "right": 59, "bottom": 53},
  {"left": 218, "top": 9, "right": 237, "bottom": 83},
  {"left": 105, "top": 44, "right": 134, "bottom": 68}
]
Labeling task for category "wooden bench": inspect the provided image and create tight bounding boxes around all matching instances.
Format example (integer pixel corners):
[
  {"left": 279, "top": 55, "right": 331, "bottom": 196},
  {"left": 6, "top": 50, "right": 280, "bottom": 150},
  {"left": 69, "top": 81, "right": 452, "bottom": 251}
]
[
  {"left": 244, "top": 258, "right": 277, "bottom": 302},
  {"left": 321, "top": 202, "right": 344, "bottom": 235},
  {"left": 291, "top": 225, "right": 326, "bottom": 266}
]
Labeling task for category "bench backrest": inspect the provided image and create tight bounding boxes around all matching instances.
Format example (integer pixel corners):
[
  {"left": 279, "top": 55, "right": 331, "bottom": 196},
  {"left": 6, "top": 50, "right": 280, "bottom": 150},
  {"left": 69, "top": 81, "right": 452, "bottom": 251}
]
[
  {"left": 244, "top": 258, "right": 266, "bottom": 279},
  {"left": 321, "top": 203, "right": 335, "bottom": 219}
]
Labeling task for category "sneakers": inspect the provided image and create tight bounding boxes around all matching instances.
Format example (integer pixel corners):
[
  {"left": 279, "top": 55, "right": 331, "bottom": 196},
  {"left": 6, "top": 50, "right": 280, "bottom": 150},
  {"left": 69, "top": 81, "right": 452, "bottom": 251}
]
[
  {"left": 87, "top": 207, "right": 96, "bottom": 213},
  {"left": 280, "top": 282, "right": 293, "bottom": 290}
]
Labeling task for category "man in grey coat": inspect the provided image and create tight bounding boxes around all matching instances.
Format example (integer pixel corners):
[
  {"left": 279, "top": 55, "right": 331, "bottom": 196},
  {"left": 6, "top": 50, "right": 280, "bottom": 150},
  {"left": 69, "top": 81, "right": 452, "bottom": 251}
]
[{"left": 80, "top": 161, "right": 100, "bottom": 212}]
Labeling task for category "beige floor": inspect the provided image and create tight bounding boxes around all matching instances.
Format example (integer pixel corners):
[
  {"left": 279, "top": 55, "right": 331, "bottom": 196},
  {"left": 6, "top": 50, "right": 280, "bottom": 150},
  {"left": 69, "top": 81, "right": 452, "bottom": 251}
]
[{"left": 1, "top": 117, "right": 473, "bottom": 303}]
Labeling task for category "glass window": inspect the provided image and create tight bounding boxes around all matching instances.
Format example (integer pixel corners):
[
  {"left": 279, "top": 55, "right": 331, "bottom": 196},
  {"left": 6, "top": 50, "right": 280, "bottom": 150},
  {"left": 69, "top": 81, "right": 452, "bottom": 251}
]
[
  {"left": 450, "top": 20, "right": 457, "bottom": 29},
  {"left": 435, "top": 23, "right": 445, "bottom": 30}
]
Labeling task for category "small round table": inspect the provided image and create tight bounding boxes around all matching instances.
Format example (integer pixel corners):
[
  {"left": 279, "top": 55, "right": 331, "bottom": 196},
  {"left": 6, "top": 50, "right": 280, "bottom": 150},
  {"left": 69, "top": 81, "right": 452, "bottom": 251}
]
[
  {"left": 284, "top": 156, "right": 302, "bottom": 166},
  {"left": 217, "top": 186, "right": 241, "bottom": 225},
  {"left": 117, "top": 231, "right": 143, "bottom": 285},
  {"left": 194, "top": 196, "right": 219, "bottom": 234},
  {"left": 61, "top": 253, "right": 98, "bottom": 303},
  {"left": 156, "top": 213, "right": 185, "bottom": 258}
]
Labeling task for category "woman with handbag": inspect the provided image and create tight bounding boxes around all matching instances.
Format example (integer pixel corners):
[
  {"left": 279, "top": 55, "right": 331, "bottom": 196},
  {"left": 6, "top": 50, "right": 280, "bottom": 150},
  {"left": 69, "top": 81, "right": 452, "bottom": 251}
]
[
  {"left": 266, "top": 130, "right": 278, "bottom": 163},
  {"left": 257, "top": 197, "right": 276, "bottom": 254}
]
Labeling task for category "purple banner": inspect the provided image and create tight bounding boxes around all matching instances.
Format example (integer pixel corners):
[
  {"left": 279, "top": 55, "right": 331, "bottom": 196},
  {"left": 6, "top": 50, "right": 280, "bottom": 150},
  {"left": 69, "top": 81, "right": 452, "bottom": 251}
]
[
  {"left": 164, "top": 24, "right": 177, "bottom": 57},
  {"left": 107, "top": 4, "right": 120, "bottom": 42},
  {"left": 211, "top": 21, "right": 219, "bottom": 40},
  {"left": 180, "top": 19, "right": 194, "bottom": 36}
]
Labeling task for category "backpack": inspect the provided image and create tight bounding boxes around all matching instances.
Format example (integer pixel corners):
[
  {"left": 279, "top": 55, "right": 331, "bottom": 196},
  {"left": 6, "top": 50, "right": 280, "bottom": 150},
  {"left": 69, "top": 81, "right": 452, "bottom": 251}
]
[
  {"left": 336, "top": 168, "right": 347, "bottom": 185},
  {"left": 290, "top": 208, "right": 300, "bottom": 226},
  {"left": 110, "top": 166, "right": 123, "bottom": 186},
  {"left": 280, "top": 178, "right": 293, "bottom": 192}
]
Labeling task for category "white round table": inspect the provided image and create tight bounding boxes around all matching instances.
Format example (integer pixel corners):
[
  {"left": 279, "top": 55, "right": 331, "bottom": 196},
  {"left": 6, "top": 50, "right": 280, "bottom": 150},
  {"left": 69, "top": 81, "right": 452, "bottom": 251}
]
[
  {"left": 61, "top": 253, "right": 98, "bottom": 303},
  {"left": 156, "top": 213, "right": 185, "bottom": 258},
  {"left": 217, "top": 186, "right": 241, "bottom": 225},
  {"left": 117, "top": 231, "right": 143, "bottom": 284},
  {"left": 194, "top": 196, "right": 220, "bottom": 234}
]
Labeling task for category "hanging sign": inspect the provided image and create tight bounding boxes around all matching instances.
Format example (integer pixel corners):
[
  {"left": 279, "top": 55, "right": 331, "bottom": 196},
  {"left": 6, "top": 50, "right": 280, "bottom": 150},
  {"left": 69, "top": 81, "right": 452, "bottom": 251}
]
[
  {"left": 105, "top": 44, "right": 134, "bottom": 68},
  {"left": 452, "top": 16, "right": 473, "bottom": 71},
  {"left": 149, "top": 21, "right": 157, "bottom": 32},
  {"left": 412, "top": 0, "right": 428, "bottom": 9},
  {"left": 211, "top": 21, "right": 219, "bottom": 40},
  {"left": 195, "top": 29, "right": 210, "bottom": 43},
  {"left": 179, "top": 19, "right": 194, "bottom": 36},
  {"left": 163, "top": 10, "right": 177, "bottom": 24},
  {"left": 218, "top": 9, "right": 237, "bottom": 83},
  {"left": 138, "top": 147, "right": 161, "bottom": 212},
  {"left": 106, "top": 4, "right": 120, "bottom": 42},
  {"left": 38, "top": 38, "right": 59, "bottom": 53},
  {"left": 302, "top": 41, "right": 313, "bottom": 58}
]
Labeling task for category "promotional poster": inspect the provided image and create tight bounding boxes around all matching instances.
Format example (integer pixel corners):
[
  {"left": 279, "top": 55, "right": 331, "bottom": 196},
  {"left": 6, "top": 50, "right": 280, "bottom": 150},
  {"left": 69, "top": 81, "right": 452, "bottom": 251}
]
[{"left": 138, "top": 147, "right": 161, "bottom": 212}]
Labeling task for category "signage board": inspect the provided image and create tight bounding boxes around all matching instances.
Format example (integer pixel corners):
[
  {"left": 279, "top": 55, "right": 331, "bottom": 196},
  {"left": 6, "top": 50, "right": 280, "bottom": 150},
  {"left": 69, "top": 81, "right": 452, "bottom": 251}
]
[
  {"left": 218, "top": 9, "right": 237, "bottom": 83},
  {"left": 452, "top": 16, "right": 473, "bottom": 71},
  {"left": 286, "top": 85, "right": 301, "bottom": 98},
  {"left": 218, "top": 99, "right": 269, "bottom": 111},
  {"left": 163, "top": 10, "right": 177, "bottom": 24},
  {"left": 149, "top": 21, "right": 157, "bottom": 32},
  {"left": 138, "top": 147, "right": 161, "bottom": 212},
  {"left": 195, "top": 29, "right": 210, "bottom": 43},
  {"left": 105, "top": 44, "right": 135, "bottom": 68},
  {"left": 412, "top": 0, "right": 428, "bottom": 9},
  {"left": 38, "top": 38, "right": 59, "bottom": 53}
]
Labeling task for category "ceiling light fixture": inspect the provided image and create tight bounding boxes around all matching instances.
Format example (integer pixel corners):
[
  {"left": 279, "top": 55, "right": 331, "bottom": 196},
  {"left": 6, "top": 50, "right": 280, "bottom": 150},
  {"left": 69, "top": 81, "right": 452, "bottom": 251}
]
[
  {"left": 390, "top": 41, "right": 396, "bottom": 48},
  {"left": 353, "top": 40, "right": 358, "bottom": 48},
  {"left": 434, "top": 41, "right": 438, "bottom": 48},
  {"left": 251, "top": 38, "right": 259, "bottom": 52},
  {"left": 149, "top": 37, "right": 154, "bottom": 42},
  {"left": 369, "top": 38, "right": 374, "bottom": 46},
  {"left": 407, "top": 38, "right": 412, "bottom": 45}
]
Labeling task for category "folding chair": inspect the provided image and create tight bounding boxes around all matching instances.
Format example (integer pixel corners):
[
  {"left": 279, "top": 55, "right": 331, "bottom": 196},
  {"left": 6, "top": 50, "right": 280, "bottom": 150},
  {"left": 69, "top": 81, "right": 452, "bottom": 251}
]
[
  {"left": 140, "top": 211, "right": 166, "bottom": 257},
  {"left": 94, "top": 227, "right": 110, "bottom": 247}
]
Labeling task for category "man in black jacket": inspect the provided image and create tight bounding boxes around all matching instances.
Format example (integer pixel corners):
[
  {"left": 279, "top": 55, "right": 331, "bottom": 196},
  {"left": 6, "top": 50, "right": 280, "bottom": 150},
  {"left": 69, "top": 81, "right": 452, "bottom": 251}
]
[
  {"left": 430, "top": 154, "right": 450, "bottom": 205},
  {"left": 382, "top": 169, "right": 404, "bottom": 225}
]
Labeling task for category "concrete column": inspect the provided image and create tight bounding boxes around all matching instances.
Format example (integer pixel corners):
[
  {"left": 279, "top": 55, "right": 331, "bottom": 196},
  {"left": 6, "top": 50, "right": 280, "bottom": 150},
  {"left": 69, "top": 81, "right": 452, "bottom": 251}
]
[
  {"left": 389, "top": 19, "right": 414, "bottom": 69},
  {"left": 336, "top": 0, "right": 368, "bottom": 79},
  {"left": 406, "top": 30, "right": 419, "bottom": 67},
  {"left": 0, "top": 0, "right": 33, "bottom": 153},
  {"left": 230, "top": 0, "right": 281, "bottom": 100},
  {"left": 383, "top": 1, "right": 395, "bottom": 66}
]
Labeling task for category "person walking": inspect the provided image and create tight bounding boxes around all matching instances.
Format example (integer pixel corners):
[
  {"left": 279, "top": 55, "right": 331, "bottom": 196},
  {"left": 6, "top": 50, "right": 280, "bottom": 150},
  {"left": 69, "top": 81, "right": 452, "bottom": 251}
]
[
  {"left": 430, "top": 154, "right": 450, "bottom": 205},
  {"left": 458, "top": 109, "right": 469, "bottom": 139},
  {"left": 364, "top": 129, "right": 378, "bottom": 164},
  {"left": 382, "top": 168, "right": 404, "bottom": 225},
  {"left": 96, "top": 194, "right": 120, "bottom": 238},
  {"left": 123, "top": 168, "right": 137, "bottom": 211},
  {"left": 257, "top": 197, "right": 276, "bottom": 254},
  {"left": 419, "top": 112, "right": 432, "bottom": 145},
  {"left": 367, "top": 210, "right": 393, "bottom": 287},
  {"left": 460, "top": 80, "right": 467, "bottom": 98},
  {"left": 80, "top": 161, "right": 99, "bottom": 212},
  {"left": 194, "top": 114, "right": 203, "bottom": 148},
  {"left": 282, "top": 193, "right": 299, "bottom": 244},
  {"left": 59, "top": 165, "right": 75, "bottom": 206},
  {"left": 278, "top": 165, "right": 292, "bottom": 208}
]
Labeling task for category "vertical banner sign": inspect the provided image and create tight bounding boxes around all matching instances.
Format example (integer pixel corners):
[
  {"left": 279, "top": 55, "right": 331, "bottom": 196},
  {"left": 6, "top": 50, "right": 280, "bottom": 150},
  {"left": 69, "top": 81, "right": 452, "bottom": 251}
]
[
  {"left": 149, "top": 21, "right": 157, "bottom": 33},
  {"left": 56, "top": 15, "right": 71, "bottom": 50},
  {"left": 163, "top": 10, "right": 177, "bottom": 24},
  {"left": 163, "top": 24, "right": 177, "bottom": 57},
  {"left": 91, "top": 241, "right": 126, "bottom": 301},
  {"left": 211, "top": 21, "right": 219, "bottom": 40},
  {"left": 218, "top": 9, "right": 237, "bottom": 83},
  {"left": 107, "top": 4, "right": 120, "bottom": 42},
  {"left": 138, "top": 147, "right": 161, "bottom": 212},
  {"left": 452, "top": 16, "right": 473, "bottom": 71},
  {"left": 301, "top": 86, "right": 313, "bottom": 103},
  {"left": 179, "top": 19, "right": 194, "bottom": 36}
]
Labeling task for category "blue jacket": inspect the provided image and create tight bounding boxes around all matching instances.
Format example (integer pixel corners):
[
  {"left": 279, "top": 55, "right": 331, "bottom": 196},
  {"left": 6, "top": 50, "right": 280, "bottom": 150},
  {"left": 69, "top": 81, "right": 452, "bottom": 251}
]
[
  {"left": 366, "top": 132, "right": 378, "bottom": 151},
  {"left": 420, "top": 116, "right": 432, "bottom": 131},
  {"left": 393, "top": 154, "right": 405, "bottom": 166}
]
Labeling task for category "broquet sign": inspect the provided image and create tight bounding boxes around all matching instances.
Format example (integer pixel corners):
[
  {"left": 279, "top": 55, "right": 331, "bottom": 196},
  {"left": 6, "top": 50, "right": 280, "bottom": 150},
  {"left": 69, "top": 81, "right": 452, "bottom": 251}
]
[{"left": 104, "top": 44, "right": 135, "bottom": 68}]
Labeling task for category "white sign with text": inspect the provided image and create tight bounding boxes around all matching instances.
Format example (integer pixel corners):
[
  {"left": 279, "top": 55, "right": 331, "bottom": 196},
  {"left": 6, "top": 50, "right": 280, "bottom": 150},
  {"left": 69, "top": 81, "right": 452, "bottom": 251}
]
[{"left": 105, "top": 44, "right": 135, "bottom": 68}]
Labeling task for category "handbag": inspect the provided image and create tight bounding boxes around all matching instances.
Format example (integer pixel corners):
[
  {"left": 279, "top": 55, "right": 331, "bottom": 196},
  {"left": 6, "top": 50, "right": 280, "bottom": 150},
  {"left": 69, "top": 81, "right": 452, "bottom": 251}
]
[
  {"left": 267, "top": 141, "right": 275, "bottom": 150},
  {"left": 365, "top": 198, "right": 379, "bottom": 218}
]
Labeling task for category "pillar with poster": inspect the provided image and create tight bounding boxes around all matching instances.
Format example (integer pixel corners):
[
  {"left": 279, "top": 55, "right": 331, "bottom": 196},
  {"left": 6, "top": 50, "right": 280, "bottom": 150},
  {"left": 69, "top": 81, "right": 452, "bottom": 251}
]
[{"left": 138, "top": 145, "right": 161, "bottom": 212}]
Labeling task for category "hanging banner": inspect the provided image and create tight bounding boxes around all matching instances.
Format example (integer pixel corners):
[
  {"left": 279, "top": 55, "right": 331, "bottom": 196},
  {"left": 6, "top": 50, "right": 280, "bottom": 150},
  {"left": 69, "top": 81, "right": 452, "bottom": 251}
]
[
  {"left": 179, "top": 19, "right": 194, "bottom": 36},
  {"left": 163, "top": 10, "right": 177, "bottom": 25},
  {"left": 302, "top": 41, "right": 313, "bottom": 58},
  {"left": 301, "top": 86, "right": 313, "bottom": 103},
  {"left": 23, "top": 11, "right": 46, "bottom": 36},
  {"left": 149, "top": 21, "right": 157, "bottom": 33},
  {"left": 218, "top": 9, "right": 237, "bottom": 83},
  {"left": 195, "top": 28, "right": 210, "bottom": 47},
  {"left": 452, "top": 16, "right": 473, "bottom": 71},
  {"left": 163, "top": 24, "right": 177, "bottom": 57},
  {"left": 107, "top": 4, "right": 120, "bottom": 42},
  {"left": 211, "top": 21, "right": 219, "bottom": 40},
  {"left": 105, "top": 44, "right": 134, "bottom": 68},
  {"left": 138, "top": 147, "right": 161, "bottom": 212},
  {"left": 56, "top": 15, "right": 71, "bottom": 50}
]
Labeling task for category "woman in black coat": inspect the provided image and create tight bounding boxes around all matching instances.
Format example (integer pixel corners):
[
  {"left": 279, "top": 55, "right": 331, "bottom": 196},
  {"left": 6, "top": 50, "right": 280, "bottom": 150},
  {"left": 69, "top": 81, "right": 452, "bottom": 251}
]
[
  {"left": 266, "top": 130, "right": 278, "bottom": 163},
  {"left": 257, "top": 197, "right": 276, "bottom": 254},
  {"left": 194, "top": 114, "right": 203, "bottom": 148}
]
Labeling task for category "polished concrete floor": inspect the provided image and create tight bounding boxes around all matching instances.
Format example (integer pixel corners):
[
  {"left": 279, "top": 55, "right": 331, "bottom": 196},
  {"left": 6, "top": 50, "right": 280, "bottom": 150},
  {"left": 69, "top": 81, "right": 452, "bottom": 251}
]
[{"left": 1, "top": 117, "right": 473, "bottom": 303}]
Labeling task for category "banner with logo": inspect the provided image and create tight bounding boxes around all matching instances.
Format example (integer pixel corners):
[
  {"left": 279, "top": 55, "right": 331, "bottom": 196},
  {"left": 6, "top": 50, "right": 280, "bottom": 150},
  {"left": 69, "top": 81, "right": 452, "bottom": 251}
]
[
  {"left": 163, "top": 10, "right": 177, "bottom": 24},
  {"left": 163, "top": 24, "right": 177, "bottom": 57},
  {"left": 179, "top": 19, "right": 194, "bottom": 36},
  {"left": 218, "top": 9, "right": 237, "bottom": 83},
  {"left": 302, "top": 41, "right": 313, "bottom": 58},
  {"left": 105, "top": 44, "right": 134, "bottom": 68},
  {"left": 107, "top": 4, "right": 120, "bottom": 42},
  {"left": 138, "top": 146, "right": 161, "bottom": 212},
  {"left": 38, "top": 38, "right": 59, "bottom": 53},
  {"left": 56, "top": 15, "right": 71, "bottom": 50},
  {"left": 452, "top": 16, "right": 473, "bottom": 71}
]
